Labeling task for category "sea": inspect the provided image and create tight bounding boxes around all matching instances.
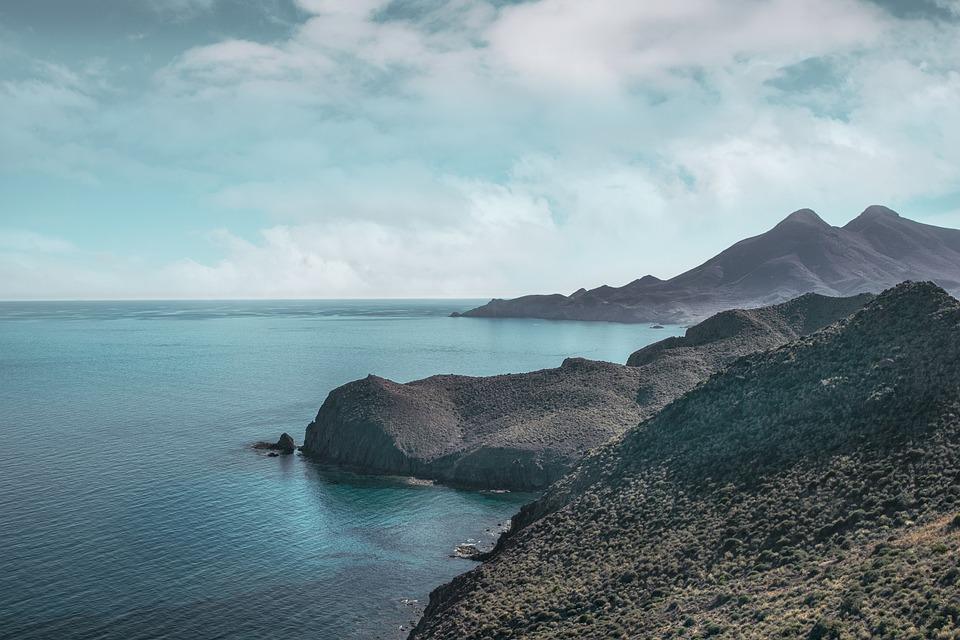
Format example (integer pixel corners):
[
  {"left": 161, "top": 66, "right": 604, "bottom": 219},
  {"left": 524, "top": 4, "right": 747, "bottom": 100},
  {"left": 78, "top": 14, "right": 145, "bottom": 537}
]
[{"left": 0, "top": 300, "right": 682, "bottom": 640}]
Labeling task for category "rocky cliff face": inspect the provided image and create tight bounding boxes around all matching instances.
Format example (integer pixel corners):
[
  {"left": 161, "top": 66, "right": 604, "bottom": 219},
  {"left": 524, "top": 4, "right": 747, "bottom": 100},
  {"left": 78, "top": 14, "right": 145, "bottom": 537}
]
[
  {"left": 302, "top": 359, "right": 651, "bottom": 491},
  {"left": 460, "top": 206, "right": 960, "bottom": 324},
  {"left": 301, "top": 292, "right": 870, "bottom": 490},
  {"left": 410, "top": 282, "right": 960, "bottom": 639}
]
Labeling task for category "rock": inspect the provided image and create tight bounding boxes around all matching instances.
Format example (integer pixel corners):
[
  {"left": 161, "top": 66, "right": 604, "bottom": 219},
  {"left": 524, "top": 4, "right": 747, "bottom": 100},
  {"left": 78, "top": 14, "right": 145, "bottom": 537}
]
[
  {"left": 253, "top": 432, "right": 297, "bottom": 454},
  {"left": 276, "top": 432, "right": 296, "bottom": 454},
  {"left": 452, "top": 544, "right": 482, "bottom": 560}
]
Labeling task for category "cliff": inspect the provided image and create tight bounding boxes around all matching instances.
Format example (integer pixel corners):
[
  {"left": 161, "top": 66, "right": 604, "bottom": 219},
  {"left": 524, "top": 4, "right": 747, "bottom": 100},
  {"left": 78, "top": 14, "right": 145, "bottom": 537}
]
[
  {"left": 301, "top": 292, "right": 870, "bottom": 490},
  {"left": 411, "top": 282, "right": 960, "bottom": 639},
  {"left": 460, "top": 206, "right": 960, "bottom": 324}
]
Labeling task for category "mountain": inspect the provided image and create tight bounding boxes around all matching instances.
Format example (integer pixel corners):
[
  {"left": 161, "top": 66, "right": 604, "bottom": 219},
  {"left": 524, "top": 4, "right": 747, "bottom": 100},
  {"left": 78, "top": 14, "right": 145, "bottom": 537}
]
[
  {"left": 411, "top": 282, "right": 960, "bottom": 639},
  {"left": 300, "top": 292, "right": 870, "bottom": 490},
  {"left": 458, "top": 206, "right": 960, "bottom": 324}
]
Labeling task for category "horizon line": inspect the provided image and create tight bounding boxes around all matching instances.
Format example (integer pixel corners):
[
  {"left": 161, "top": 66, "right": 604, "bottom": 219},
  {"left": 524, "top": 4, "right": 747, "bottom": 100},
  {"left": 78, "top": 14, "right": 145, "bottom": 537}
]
[{"left": 0, "top": 296, "right": 494, "bottom": 303}]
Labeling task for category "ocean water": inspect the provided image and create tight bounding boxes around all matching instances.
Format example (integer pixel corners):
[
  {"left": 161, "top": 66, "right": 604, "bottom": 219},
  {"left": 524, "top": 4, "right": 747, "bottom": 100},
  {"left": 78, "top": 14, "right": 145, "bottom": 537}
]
[{"left": 0, "top": 300, "right": 682, "bottom": 640}]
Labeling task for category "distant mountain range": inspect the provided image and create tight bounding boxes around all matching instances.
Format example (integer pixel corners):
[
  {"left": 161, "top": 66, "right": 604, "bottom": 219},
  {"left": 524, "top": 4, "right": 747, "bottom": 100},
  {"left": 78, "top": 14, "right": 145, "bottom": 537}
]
[{"left": 457, "top": 205, "right": 960, "bottom": 324}]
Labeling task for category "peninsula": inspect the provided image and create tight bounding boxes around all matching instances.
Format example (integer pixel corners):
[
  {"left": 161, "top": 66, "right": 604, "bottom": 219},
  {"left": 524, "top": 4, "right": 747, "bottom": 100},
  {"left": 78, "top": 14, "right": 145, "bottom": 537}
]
[{"left": 302, "top": 292, "right": 870, "bottom": 490}]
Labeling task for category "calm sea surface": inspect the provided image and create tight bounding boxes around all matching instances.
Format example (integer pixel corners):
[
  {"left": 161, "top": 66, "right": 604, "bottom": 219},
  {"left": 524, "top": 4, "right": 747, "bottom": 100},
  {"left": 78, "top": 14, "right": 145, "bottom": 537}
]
[{"left": 0, "top": 300, "right": 682, "bottom": 640}]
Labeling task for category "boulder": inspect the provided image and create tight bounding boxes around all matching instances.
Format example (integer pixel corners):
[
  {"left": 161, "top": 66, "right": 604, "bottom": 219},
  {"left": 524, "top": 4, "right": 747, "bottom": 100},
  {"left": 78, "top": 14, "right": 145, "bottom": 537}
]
[
  {"left": 276, "top": 432, "right": 296, "bottom": 454},
  {"left": 253, "top": 432, "right": 297, "bottom": 455}
]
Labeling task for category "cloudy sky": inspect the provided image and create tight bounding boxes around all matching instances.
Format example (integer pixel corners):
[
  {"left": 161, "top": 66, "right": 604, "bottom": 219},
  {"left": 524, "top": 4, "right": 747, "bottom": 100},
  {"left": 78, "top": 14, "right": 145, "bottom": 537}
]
[{"left": 3, "top": 0, "right": 960, "bottom": 299}]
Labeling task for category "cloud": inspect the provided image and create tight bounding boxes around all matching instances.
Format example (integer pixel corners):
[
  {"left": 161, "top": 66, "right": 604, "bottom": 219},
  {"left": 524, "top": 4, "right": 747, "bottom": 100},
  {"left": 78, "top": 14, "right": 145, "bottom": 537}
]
[
  {"left": 0, "top": 230, "right": 75, "bottom": 254},
  {"left": 485, "top": 0, "right": 887, "bottom": 90},
  {"left": 4, "top": 0, "right": 960, "bottom": 298}
]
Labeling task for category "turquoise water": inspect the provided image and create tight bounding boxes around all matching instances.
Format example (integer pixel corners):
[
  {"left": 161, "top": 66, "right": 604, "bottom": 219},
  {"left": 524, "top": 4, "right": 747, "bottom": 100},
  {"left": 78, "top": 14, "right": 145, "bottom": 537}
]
[{"left": 0, "top": 300, "right": 681, "bottom": 640}]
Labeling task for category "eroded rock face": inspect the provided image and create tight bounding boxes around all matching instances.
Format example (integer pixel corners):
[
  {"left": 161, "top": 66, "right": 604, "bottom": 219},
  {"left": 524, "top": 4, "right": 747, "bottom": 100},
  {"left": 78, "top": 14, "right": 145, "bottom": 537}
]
[
  {"left": 301, "top": 292, "right": 871, "bottom": 490},
  {"left": 458, "top": 206, "right": 960, "bottom": 324},
  {"left": 410, "top": 282, "right": 960, "bottom": 640}
]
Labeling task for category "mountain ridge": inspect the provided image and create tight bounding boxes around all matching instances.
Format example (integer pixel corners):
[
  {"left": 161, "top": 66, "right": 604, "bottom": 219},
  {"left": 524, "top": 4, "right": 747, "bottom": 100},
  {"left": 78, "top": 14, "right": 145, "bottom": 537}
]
[
  {"left": 411, "top": 282, "right": 960, "bottom": 638},
  {"left": 458, "top": 206, "right": 960, "bottom": 324}
]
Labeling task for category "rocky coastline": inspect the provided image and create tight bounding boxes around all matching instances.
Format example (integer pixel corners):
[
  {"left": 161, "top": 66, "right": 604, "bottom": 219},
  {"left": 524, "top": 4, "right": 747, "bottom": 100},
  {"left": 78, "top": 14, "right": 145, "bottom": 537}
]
[
  {"left": 300, "top": 291, "right": 870, "bottom": 491},
  {"left": 410, "top": 282, "right": 960, "bottom": 639}
]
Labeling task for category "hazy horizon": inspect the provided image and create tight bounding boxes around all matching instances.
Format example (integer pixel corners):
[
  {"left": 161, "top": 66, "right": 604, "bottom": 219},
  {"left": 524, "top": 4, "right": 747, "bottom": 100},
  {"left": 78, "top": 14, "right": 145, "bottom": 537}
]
[{"left": 4, "top": 0, "right": 960, "bottom": 300}]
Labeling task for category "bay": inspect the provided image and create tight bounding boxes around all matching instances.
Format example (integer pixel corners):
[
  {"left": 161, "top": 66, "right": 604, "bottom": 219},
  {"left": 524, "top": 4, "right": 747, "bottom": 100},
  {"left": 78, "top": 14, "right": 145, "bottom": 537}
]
[{"left": 0, "top": 300, "right": 681, "bottom": 640}]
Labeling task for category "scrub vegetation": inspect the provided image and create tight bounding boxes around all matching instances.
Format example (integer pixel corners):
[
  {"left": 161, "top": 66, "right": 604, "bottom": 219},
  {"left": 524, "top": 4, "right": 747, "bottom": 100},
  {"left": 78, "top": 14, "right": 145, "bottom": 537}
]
[{"left": 411, "top": 282, "right": 960, "bottom": 639}]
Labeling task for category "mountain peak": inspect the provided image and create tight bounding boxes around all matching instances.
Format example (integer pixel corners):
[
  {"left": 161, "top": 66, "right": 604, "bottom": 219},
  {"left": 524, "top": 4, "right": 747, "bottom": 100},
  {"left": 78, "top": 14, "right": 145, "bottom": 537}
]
[
  {"left": 844, "top": 205, "right": 902, "bottom": 230},
  {"left": 775, "top": 208, "right": 829, "bottom": 229},
  {"left": 860, "top": 204, "right": 900, "bottom": 218},
  {"left": 624, "top": 275, "right": 662, "bottom": 289},
  {"left": 863, "top": 280, "right": 955, "bottom": 311},
  {"left": 847, "top": 281, "right": 959, "bottom": 333},
  {"left": 459, "top": 206, "right": 960, "bottom": 324}
]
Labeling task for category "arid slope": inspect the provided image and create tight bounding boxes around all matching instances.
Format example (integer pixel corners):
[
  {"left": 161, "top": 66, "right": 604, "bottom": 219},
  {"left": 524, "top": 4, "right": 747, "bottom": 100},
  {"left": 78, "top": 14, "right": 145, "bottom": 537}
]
[{"left": 411, "top": 282, "right": 960, "bottom": 639}]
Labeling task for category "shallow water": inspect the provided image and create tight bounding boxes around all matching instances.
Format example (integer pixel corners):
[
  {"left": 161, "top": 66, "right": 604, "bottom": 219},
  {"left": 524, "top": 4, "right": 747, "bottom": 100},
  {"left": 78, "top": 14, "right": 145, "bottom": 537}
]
[{"left": 0, "top": 300, "right": 681, "bottom": 639}]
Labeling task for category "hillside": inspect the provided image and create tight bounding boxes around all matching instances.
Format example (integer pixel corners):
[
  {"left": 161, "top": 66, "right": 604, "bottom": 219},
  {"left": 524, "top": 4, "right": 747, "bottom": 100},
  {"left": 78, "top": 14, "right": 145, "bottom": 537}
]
[
  {"left": 301, "top": 293, "right": 869, "bottom": 490},
  {"left": 411, "top": 282, "right": 960, "bottom": 639},
  {"left": 459, "top": 206, "right": 960, "bottom": 324}
]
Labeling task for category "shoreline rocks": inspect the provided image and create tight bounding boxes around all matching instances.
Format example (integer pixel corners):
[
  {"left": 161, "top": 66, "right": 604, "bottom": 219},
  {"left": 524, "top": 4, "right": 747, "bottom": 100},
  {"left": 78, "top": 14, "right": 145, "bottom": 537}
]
[
  {"left": 253, "top": 432, "right": 297, "bottom": 455},
  {"left": 451, "top": 544, "right": 482, "bottom": 560}
]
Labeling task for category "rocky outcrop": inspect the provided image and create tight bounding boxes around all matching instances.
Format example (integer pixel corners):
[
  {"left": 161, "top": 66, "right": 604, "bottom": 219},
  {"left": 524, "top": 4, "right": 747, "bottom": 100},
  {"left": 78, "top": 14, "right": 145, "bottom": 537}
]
[
  {"left": 253, "top": 432, "right": 297, "bottom": 454},
  {"left": 276, "top": 432, "right": 296, "bottom": 453},
  {"left": 302, "top": 358, "right": 643, "bottom": 490},
  {"left": 301, "top": 292, "right": 870, "bottom": 490},
  {"left": 451, "top": 544, "right": 482, "bottom": 560},
  {"left": 459, "top": 206, "right": 960, "bottom": 324},
  {"left": 410, "top": 283, "right": 960, "bottom": 639}
]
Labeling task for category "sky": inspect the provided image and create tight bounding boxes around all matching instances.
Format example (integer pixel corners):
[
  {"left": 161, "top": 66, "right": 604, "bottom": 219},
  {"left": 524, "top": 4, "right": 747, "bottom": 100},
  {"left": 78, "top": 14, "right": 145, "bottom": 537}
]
[{"left": 2, "top": 0, "right": 960, "bottom": 300}]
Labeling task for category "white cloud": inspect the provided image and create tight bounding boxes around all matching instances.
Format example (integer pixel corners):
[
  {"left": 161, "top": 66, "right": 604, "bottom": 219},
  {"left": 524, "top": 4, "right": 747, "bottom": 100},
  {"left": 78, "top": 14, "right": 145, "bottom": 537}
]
[
  {"left": 485, "top": 0, "right": 887, "bottom": 90},
  {"left": 4, "top": 0, "right": 960, "bottom": 298}
]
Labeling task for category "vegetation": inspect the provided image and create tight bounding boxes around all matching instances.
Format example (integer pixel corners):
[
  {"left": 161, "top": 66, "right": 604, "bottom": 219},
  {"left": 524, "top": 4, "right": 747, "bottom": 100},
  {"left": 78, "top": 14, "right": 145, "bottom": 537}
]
[
  {"left": 304, "top": 293, "right": 870, "bottom": 490},
  {"left": 410, "top": 282, "right": 960, "bottom": 639}
]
